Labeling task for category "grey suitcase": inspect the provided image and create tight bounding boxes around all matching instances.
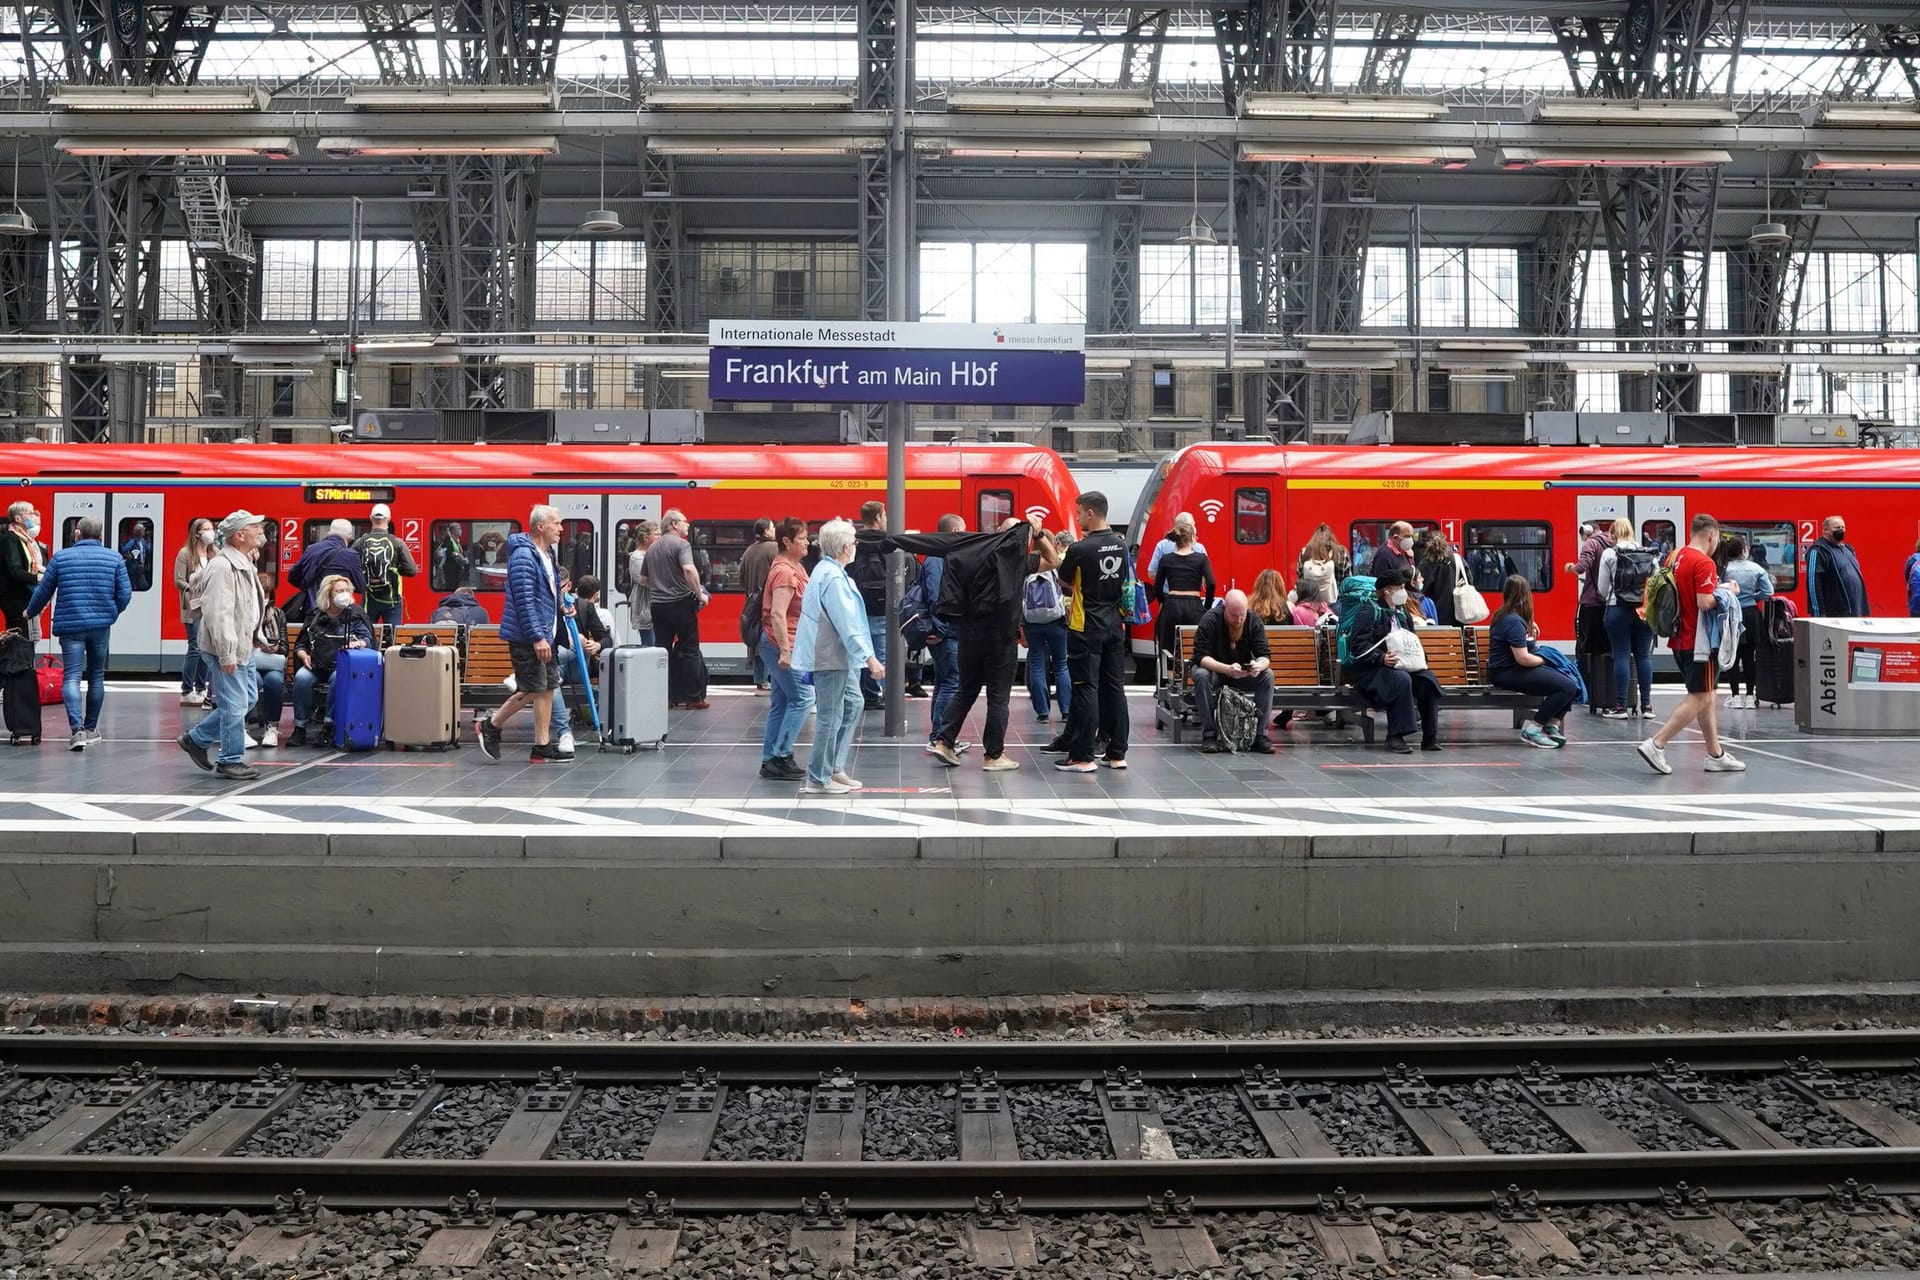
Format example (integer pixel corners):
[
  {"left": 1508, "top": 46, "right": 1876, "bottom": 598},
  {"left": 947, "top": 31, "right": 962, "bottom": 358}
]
[
  {"left": 382, "top": 642, "right": 461, "bottom": 750},
  {"left": 601, "top": 644, "right": 669, "bottom": 752}
]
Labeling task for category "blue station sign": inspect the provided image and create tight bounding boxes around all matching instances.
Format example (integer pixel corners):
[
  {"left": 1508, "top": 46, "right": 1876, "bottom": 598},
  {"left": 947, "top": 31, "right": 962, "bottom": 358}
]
[{"left": 707, "top": 320, "right": 1086, "bottom": 406}]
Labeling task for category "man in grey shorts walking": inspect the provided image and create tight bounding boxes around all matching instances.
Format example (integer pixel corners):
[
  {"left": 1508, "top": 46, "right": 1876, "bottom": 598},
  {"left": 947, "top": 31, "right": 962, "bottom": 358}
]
[{"left": 477, "top": 504, "right": 572, "bottom": 764}]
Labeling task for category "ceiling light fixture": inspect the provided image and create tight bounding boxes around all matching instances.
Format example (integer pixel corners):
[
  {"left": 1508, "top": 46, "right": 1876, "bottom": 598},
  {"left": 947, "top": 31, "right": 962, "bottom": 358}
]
[
  {"left": 57, "top": 135, "right": 295, "bottom": 158},
  {"left": 1750, "top": 147, "right": 1790, "bottom": 250},
  {"left": 1498, "top": 146, "right": 1730, "bottom": 168},
  {"left": 1809, "top": 102, "right": 1920, "bottom": 128},
  {"left": 51, "top": 85, "right": 269, "bottom": 112},
  {"left": 346, "top": 85, "right": 558, "bottom": 111},
  {"left": 1241, "top": 92, "right": 1447, "bottom": 121},
  {"left": 1175, "top": 145, "right": 1214, "bottom": 246},
  {"left": 1806, "top": 152, "right": 1920, "bottom": 171},
  {"left": 944, "top": 87, "right": 1154, "bottom": 115},
  {"left": 1240, "top": 142, "right": 1471, "bottom": 166},
  {"left": 1528, "top": 97, "right": 1737, "bottom": 126},
  {"left": 647, "top": 135, "right": 873, "bottom": 156},
  {"left": 579, "top": 143, "right": 622, "bottom": 235},
  {"left": 0, "top": 148, "right": 35, "bottom": 237},
  {"left": 317, "top": 136, "right": 558, "bottom": 157},
  {"left": 934, "top": 138, "right": 1152, "bottom": 161},
  {"left": 645, "top": 86, "right": 856, "bottom": 111}
]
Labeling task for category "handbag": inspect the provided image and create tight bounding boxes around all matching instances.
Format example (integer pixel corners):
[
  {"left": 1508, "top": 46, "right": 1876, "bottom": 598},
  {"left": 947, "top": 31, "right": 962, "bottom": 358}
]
[
  {"left": 36, "top": 655, "right": 62, "bottom": 704},
  {"left": 1452, "top": 554, "right": 1490, "bottom": 624},
  {"left": 1384, "top": 628, "right": 1428, "bottom": 673},
  {"left": 0, "top": 629, "right": 31, "bottom": 676}
]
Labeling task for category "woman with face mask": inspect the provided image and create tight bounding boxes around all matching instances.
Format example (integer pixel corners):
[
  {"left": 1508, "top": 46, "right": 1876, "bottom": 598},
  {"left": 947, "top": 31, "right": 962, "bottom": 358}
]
[
  {"left": 286, "top": 573, "right": 373, "bottom": 747},
  {"left": 1, "top": 501, "right": 46, "bottom": 637},
  {"left": 174, "top": 517, "right": 218, "bottom": 706},
  {"left": 1342, "top": 567, "right": 1442, "bottom": 754}
]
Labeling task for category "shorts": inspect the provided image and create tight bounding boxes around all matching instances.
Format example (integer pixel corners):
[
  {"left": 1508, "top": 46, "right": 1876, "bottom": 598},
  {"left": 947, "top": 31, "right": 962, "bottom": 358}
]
[
  {"left": 1673, "top": 649, "right": 1716, "bottom": 694},
  {"left": 508, "top": 641, "right": 561, "bottom": 694}
]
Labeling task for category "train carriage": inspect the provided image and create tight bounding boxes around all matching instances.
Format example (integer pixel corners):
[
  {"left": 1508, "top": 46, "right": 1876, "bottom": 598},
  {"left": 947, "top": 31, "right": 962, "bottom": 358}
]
[{"left": 0, "top": 442, "right": 1080, "bottom": 676}]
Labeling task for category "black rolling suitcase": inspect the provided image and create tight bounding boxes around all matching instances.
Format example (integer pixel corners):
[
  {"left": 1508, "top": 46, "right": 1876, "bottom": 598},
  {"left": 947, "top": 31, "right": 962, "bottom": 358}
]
[
  {"left": 1753, "top": 598, "right": 1797, "bottom": 708},
  {"left": 1, "top": 668, "right": 40, "bottom": 740},
  {"left": 1578, "top": 650, "right": 1617, "bottom": 714}
]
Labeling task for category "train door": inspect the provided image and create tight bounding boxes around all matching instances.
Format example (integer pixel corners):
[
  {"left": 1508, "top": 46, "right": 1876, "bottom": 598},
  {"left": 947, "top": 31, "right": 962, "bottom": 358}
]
[
  {"left": 1576, "top": 494, "right": 1629, "bottom": 533},
  {"left": 1633, "top": 495, "right": 1685, "bottom": 560},
  {"left": 607, "top": 493, "right": 662, "bottom": 643},
  {"left": 51, "top": 490, "right": 165, "bottom": 669},
  {"left": 973, "top": 478, "right": 1017, "bottom": 531},
  {"left": 548, "top": 492, "right": 602, "bottom": 603}
]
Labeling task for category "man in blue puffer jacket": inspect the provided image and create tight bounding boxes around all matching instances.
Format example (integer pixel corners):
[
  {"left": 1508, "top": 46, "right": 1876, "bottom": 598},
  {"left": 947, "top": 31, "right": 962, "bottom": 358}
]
[
  {"left": 24, "top": 515, "right": 132, "bottom": 750},
  {"left": 476, "top": 505, "right": 569, "bottom": 765}
]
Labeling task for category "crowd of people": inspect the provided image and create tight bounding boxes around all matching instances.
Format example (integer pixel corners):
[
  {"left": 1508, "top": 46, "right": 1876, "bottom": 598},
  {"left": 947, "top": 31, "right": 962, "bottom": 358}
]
[{"left": 4, "top": 491, "right": 1920, "bottom": 783}]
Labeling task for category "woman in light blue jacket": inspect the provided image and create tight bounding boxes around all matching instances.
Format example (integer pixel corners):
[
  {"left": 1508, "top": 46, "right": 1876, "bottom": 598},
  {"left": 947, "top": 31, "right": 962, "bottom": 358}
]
[{"left": 792, "top": 518, "right": 884, "bottom": 795}]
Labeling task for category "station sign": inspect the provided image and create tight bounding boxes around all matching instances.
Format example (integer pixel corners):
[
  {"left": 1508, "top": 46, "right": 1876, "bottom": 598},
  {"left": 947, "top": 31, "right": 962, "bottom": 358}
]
[{"left": 706, "top": 320, "right": 1085, "bottom": 406}]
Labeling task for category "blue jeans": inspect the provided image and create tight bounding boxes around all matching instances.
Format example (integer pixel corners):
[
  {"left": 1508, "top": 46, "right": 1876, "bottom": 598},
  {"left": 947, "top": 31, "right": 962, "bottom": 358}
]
[
  {"left": 550, "top": 685, "right": 571, "bottom": 737},
  {"left": 291, "top": 664, "right": 338, "bottom": 727},
  {"left": 252, "top": 654, "right": 287, "bottom": 726},
  {"left": 59, "top": 628, "right": 110, "bottom": 731},
  {"left": 808, "top": 666, "right": 863, "bottom": 786},
  {"left": 760, "top": 635, "right": 815, "bottom": 760},
  {"left": 751, "top": 642, "right": 768, "bottom": 686},
  {"left": 181, "top": 619, "right": 209, "bottom": 694},
  {"left": 1604, "top": 603, "right": 1656, "bottom": 711},
  {"left": 187, "top": 650, "right": 259, "bottom": 766},
  {"left": 369, "top": 602, "right": 403, "bottom": 629},
  {"left": 859, "top": 616, "right": 888, "bottom": 701},
  {"left": 927, "top": 634, "right": 959, "bottom": 743},
  {"left": 1024, "top": 620, "right": 1070, "bottom": 720},
  {"left": 636, "top": 627, "right": 654, "bottom": 648}
]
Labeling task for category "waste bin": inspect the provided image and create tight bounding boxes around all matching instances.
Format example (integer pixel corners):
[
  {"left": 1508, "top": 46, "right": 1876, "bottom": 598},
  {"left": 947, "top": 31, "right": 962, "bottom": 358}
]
[{"left": 1794, "top": 617, "right": 1920, "bottom": 734}]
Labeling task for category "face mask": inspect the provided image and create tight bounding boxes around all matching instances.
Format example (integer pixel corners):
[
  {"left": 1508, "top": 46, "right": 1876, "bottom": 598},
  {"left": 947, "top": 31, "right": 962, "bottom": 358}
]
[
  {"left": 332, "top": 592, "right": 353, "bottom": 609},
  {"left": 25, "top": 518, "right": 39, "bottom": 536},
  {"left": 1389, "top": 589, "right": 1409, "bottom": 606},
  {"left": 1830, "top": 530, "right": 1846, "bottom": 544},
  {"left": 1396, "top": 536, "right": 1413, "bottom": 551},
  {"left": 200, "top": 528, "right": 217, "bottom": 545}
]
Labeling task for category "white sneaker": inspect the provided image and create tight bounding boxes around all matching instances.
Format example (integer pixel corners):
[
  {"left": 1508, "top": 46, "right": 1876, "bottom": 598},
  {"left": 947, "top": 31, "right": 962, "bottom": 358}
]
[
  {"left": 831, "top": 771, "right": 864, "bottom": 789},
  {"left": 260, "top": 725, "right": 279, "bottom": 749},
  {"left": 179, "top": 691, "right": 204, "bottom": 707},
  {"left": 1636, "top": 737, "right": 1673, "bottom": 776},
  {"left": 558, "top": 731, "right": 576, "bottom": 755},
  {"left": 1704, "top": 749, "right": 1747, "bottom": 772},
  {"left": 802, "top": 779, "right": 853, "bottom": 795}
]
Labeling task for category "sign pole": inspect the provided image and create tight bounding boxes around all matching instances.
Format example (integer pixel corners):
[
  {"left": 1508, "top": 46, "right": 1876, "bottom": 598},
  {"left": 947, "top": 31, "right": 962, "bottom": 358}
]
[{"left": 882, "top": 11, "right": 913, "bottom": 739}]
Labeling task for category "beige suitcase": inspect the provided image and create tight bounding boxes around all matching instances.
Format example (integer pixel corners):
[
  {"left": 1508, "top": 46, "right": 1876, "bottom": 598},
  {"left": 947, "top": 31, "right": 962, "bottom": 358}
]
[{"left": 381, "top": 643, "right": 461, "bottom": 750}]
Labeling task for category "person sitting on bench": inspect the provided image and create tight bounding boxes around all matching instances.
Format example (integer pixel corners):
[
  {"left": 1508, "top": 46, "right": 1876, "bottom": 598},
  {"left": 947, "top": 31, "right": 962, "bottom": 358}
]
[
  {"left": 1344, "top": 568, "right": 1442, "bottom": 755},
  {"left": 1191, "top": 590, "right": 1275, "bottom": 755},
  {"left": 287, "top": 573, "right": 374, "bottom": 747}
]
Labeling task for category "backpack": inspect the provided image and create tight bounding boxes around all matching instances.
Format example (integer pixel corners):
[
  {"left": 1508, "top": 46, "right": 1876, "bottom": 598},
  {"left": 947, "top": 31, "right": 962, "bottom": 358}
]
[
  {"left": 360, "top": 533, "right": 399, "bottom": 603},
  {"left": 1333, "top": 574, "right": 1378, "bottom": 667},
  {"left": 849, "top": 539, "right": 888, "bottom": 611},
  {"left": 1022, "top": 571, "right": 1064, "bottom": 624},
  {"left": 1214, "top": 685, "right": 1259, "bottom": 753},
  {"left": 1298, "top": 556, "right": 1336, "bottom": 595},
  {"left": 1763, "top": 594, "right": 1797, "bottom": 645},
  {"left": 1611, "top": 547, "right": 1657, "bottom": 605},
  {"left": 1642, "top": 553, "right": 1681, "bottom": 638}
]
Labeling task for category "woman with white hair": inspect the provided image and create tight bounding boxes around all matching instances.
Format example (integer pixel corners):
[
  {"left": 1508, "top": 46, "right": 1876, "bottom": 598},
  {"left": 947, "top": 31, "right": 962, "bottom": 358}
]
[{"left": 792, "top": 518, "right": 883, "bottom": 795}]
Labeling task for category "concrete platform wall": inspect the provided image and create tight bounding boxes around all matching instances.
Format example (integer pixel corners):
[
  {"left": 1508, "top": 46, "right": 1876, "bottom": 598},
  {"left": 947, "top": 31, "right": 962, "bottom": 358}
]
[{"left": 0, "top": 823, "right": 1913, "bottom": 997}]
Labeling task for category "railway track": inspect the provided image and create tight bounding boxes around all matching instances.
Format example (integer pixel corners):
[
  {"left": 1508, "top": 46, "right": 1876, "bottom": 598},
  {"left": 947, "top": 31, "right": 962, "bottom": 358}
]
[{"left": 4, "top": 1030, "right": 1919, "bottom": 1218}]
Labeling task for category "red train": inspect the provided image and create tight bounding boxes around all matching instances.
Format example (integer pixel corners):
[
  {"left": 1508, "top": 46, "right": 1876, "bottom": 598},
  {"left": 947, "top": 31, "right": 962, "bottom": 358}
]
[
  {"left": 1126, "top": 443, "right": 1920, "bottom": 658},
  {"left": 0, "top": 442, "right": 1080, "bottom": 675}
]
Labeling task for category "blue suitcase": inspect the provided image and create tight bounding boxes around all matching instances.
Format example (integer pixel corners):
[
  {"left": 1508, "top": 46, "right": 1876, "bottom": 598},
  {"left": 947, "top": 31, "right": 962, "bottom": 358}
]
[{"left": 334, "top": 648, "right": 384, "bottom": 751}]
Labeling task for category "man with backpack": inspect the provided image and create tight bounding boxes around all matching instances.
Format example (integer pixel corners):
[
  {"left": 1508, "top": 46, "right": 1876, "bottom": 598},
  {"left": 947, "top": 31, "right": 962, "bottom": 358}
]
[
  {"left": 354, "top": 504, "right": 419, "bottom": 629},
  {"left": 1637, "top": 512, "right": 1743, "bottom": 776},
  {"left": 1191, "top": 589, "right": 1274, "bottom": 754},
  {"left": 851, "top": 500, "right": 914, "bottom": 710},
  {"left": 1054, "top": 492, "right": 1130, "bottom": 773}
]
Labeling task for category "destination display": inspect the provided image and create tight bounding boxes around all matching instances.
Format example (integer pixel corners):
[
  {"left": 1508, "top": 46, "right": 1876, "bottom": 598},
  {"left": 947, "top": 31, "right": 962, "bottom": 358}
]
[{"left": 707, "top": 321, "right": 1085, "bottom": 406}]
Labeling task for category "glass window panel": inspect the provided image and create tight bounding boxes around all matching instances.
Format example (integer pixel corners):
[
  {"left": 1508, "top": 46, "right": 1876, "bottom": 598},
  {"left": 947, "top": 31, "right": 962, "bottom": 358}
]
[
  {"left": 1887, "top": 253, "right": 1917, "bottom": 335},
  {"left": 1347, "top": 519, "right": 1438, "bottom": 572},
  {"left": 369, "top": 242, "right": 421, "bottom": 324},
  {"left": 1793, "top": 254, "right": 1828, "bottom": 332},
  {"left": 1138, "top": 244, "right": 1189, "bottom": 327},
  {"left": 596, "top": 241, "right": 646, "bottom": 323},
  {"left": 1465, "top": 522, "right": 1552, "bottom": 592},
  {"left": 974, "top": 242, "right": 1033, "bottom": 323},
  {"left": 261, "top": 240, "right": 314, "bottom": 322},
  {"left": 114, "top": 517, "right": 156, "bottom": 592},
  {"left": 1827, "top": 252, "right": 1880, "bottom": 332},
  {"left": 1576, "top": 369, "right": 1620, "bottom": 412},
  {"left": 1233, "top": 488, "right": 1270, "bottom": 545},
  {"left": 1706, "top": 251, "right": 1730, "bottom": 332},
  {"left": 1580, "top": 249, "right": 1614, "bottom": 332},
  {"left": 1787, "top": 363, "right": 1823, "bottom": 412},
  {"left": 155, "top": 241, "right": 195, "bottom": 322},
  {"left": 537, "top": 240, "right": 593, "bottom": 322},
  {"left": 1034, "top": 243, "right": 1087, "bottom": 323},
  {"left": 1193, "top": 244, "right": 1240, "bottom": 327},
  {"left": 429, "top": 519, "right": 520, "bottom": 593},
  {"left": 1698, "top": 372, "right": 1731, "bottom": 413},
  {"left": 978, "top": 489, "right": 1013, "bottom": 532},
  {"left": 1362, "top": 246, "right": 1408, "bottom": 328},
  {"left": 1418, "top": 247, "right": 1464, "bottom": 329},
  {"left": 1724, "top": 522, "right": 1798, "bottom": 592},
  {"left": 688, "top": 520, "right": 755, "bottom": 594},
  {"left": 1466, "top": 248, "right": 1518, "bottom": 329},
  {"left": 313, "top": 239, "right": 353, "bottom": 321}
]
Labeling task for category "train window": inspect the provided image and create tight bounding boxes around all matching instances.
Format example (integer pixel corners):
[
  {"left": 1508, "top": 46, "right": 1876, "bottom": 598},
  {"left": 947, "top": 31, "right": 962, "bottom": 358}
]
[
  {"left": 1640, "top": 519, "right": 1677, "bottom": 560},
  {"left": 114, "top": 518, "right": 157, "bottom": 593},
  {"left": 1465, "top": 522, "right": 1553, "bottom": 592},
  {"left": 428, "top": 519, "right": 521, "bottom": 593},
  {"left": 613, "top": 519, "right": 656, "bottom": 596},
  {"left": 687, "top": 521, "right": 755, "bottom": 594},
  {"left": 1724, "top": 522, "right": 1798, "bottom": 592},
  {"left": 557, "top": 520, "right": 596, "bottom": 589},
  {"left": 1234, "top": 488, "right": 1270, "bottom": 545},
  {"left": 978, "top": 489, "right": 1013, "bottom": 532},
  {"left": 303, "top": 518, "right": 372, "bottom": 551},
  {"left": 59, "top": 517, "right": 86, "bottom": 549},
  {"left": 1348, "top": 520, "right": 1438, "bottom": 573}
]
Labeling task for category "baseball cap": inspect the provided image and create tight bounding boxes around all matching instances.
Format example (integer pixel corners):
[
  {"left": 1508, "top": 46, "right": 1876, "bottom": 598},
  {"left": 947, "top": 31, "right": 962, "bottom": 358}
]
[
  {"left": 371, "top": 503, "right": 392, "bottom": 521},
  {"left": 216, "top": 509, "right": 266, "bottom": 540}
]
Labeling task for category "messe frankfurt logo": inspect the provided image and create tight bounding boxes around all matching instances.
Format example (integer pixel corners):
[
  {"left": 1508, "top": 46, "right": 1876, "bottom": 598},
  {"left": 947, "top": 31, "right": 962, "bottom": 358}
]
[{"left": 993, "top": 328, "right": 1006, "bottom": 343}]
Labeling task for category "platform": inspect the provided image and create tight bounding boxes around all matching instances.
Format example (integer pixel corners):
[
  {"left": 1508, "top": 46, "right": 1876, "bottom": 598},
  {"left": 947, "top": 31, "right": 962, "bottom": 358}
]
[{"left": 2, "top": 682, "right": 1917, "bottom": 998}]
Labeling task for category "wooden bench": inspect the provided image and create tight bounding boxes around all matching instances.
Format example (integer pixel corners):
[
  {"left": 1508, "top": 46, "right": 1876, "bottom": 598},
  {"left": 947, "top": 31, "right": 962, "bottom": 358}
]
[
  {"left": 1154, "top": 623, "right": 1337, "bottom": 744},
  {"left": 1333, "top": 624, "right": 1533, "bottom": 743},
  {"left": 461, "top": 624, "right": 515, "bottom": 705}
]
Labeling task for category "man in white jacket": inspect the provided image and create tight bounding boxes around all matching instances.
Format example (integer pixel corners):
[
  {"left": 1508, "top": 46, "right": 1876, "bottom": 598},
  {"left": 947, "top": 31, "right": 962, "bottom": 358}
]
[{"left": 178, "top": 510, "right": 269, "bottom": 781}]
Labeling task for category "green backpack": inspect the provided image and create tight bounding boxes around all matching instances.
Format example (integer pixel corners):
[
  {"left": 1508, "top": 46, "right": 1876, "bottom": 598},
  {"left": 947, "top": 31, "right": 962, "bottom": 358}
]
[
  {"left": 1642, "top": 552, "right": 1681, "bottom": 638},
  {"left": 1334, "top": 574, "right": 1378, "bottom": 667}
]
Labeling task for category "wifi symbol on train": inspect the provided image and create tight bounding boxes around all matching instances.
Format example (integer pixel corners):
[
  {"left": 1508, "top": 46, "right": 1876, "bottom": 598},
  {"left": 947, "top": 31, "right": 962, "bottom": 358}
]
[
  {"left": 1024, "top": 505, "right": 1050, "bottom": 522},
  {"left": 1198, "top": 499, "right": 1225, "bottom": 523}
]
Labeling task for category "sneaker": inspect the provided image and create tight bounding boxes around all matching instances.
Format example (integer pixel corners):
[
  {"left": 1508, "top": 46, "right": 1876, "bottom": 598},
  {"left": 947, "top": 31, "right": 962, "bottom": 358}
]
[
  {"left": 802, "top": 779, "right": 854, "bottom": 795},
  {"left": 754, "top": 684, "right": 770, "bottom": 696},
  {"left": 179, "top": 691, "right": 204, "bottom": 707},
  {"left": 775, "top": 755, "right": 806, "bottom": 779},
  {"left": 259, "top": 726, "right": 278, "bottom": 749},
  {"left": 215, "top": 762, "right": 260, "bottom": 781},
  {"left": 981, "top": 756, "right": 1019, "bottom": 771},
  {"left": 1055, "top": 758, "right": 1097, "bottom": 773},
  {"left": 954, "top": 740, "right": 972, "bottom": 754},
  {"left": 1640, "top": 706, "right": 1657, "bottom": 719},
  {"left": 530, "top": 742, "right": 574, "bottom": 763},
  {"left": 1636, "top": 737, "right": 1673, "bottom": 775},
  {"left": 864, "top": 698, "right": 885, "bottom": 711},
  {"left": 905, "top": 684, "right": 927, "bottom": 699},
  {"left": 1099, "top": 756, "right": 1127, "bottom": 769},
  {"left": 1421, "top": 738, "right": 1443, "bottom": 753},
  {"left": 929, "top": 740, "right": 962, "bottom": 767},
  {"left": 1199, "top": 739, "right": 1224, "bottom": 754},
  {"left": 760, "top": 758, "right": 792, "bottom": 781},
  {"left": 1385, "top": 735, "right": 1414, "bottom": 755},
  {"left": 1248, "top": 740, "right": 1276, "bottom": 755},
  {"left": 1042, "top": 735, "right": 1071, "bottom": 754},
  {"left": 68, "top": 729, "right": 89, "bottom": 752},
  {"left": 1520, "top": 723, "right": 1556, "bottom": 749},
  {"left": 287, "top": 726, "right": 308, "bottom": 749},
  {"left": 683, "top": 698, "right": 711, "bottom": 711},
  {"left": 558, "top": 731, "right": 577, "bottom": 755},
  {"left": 1544, "top": 723, "right": 1567, "bottom": 747},
  {"left": 177, "top": 733, "right": 213, "bottom": 773},
  {"left": 244, "top": 730, "right": 262, "bottom": 750},
  {"left": 476, "top": 718, "right": 503, "bottom": 764},
  {"left": 1704, "top": 749, "right": 1747, "bottom": 773},
  {"left": 1599, "top": 707, "right": 1632, "bottom": 720},
  {"left": 831, "top": 771, "right": 865, "bottom": 789}
]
